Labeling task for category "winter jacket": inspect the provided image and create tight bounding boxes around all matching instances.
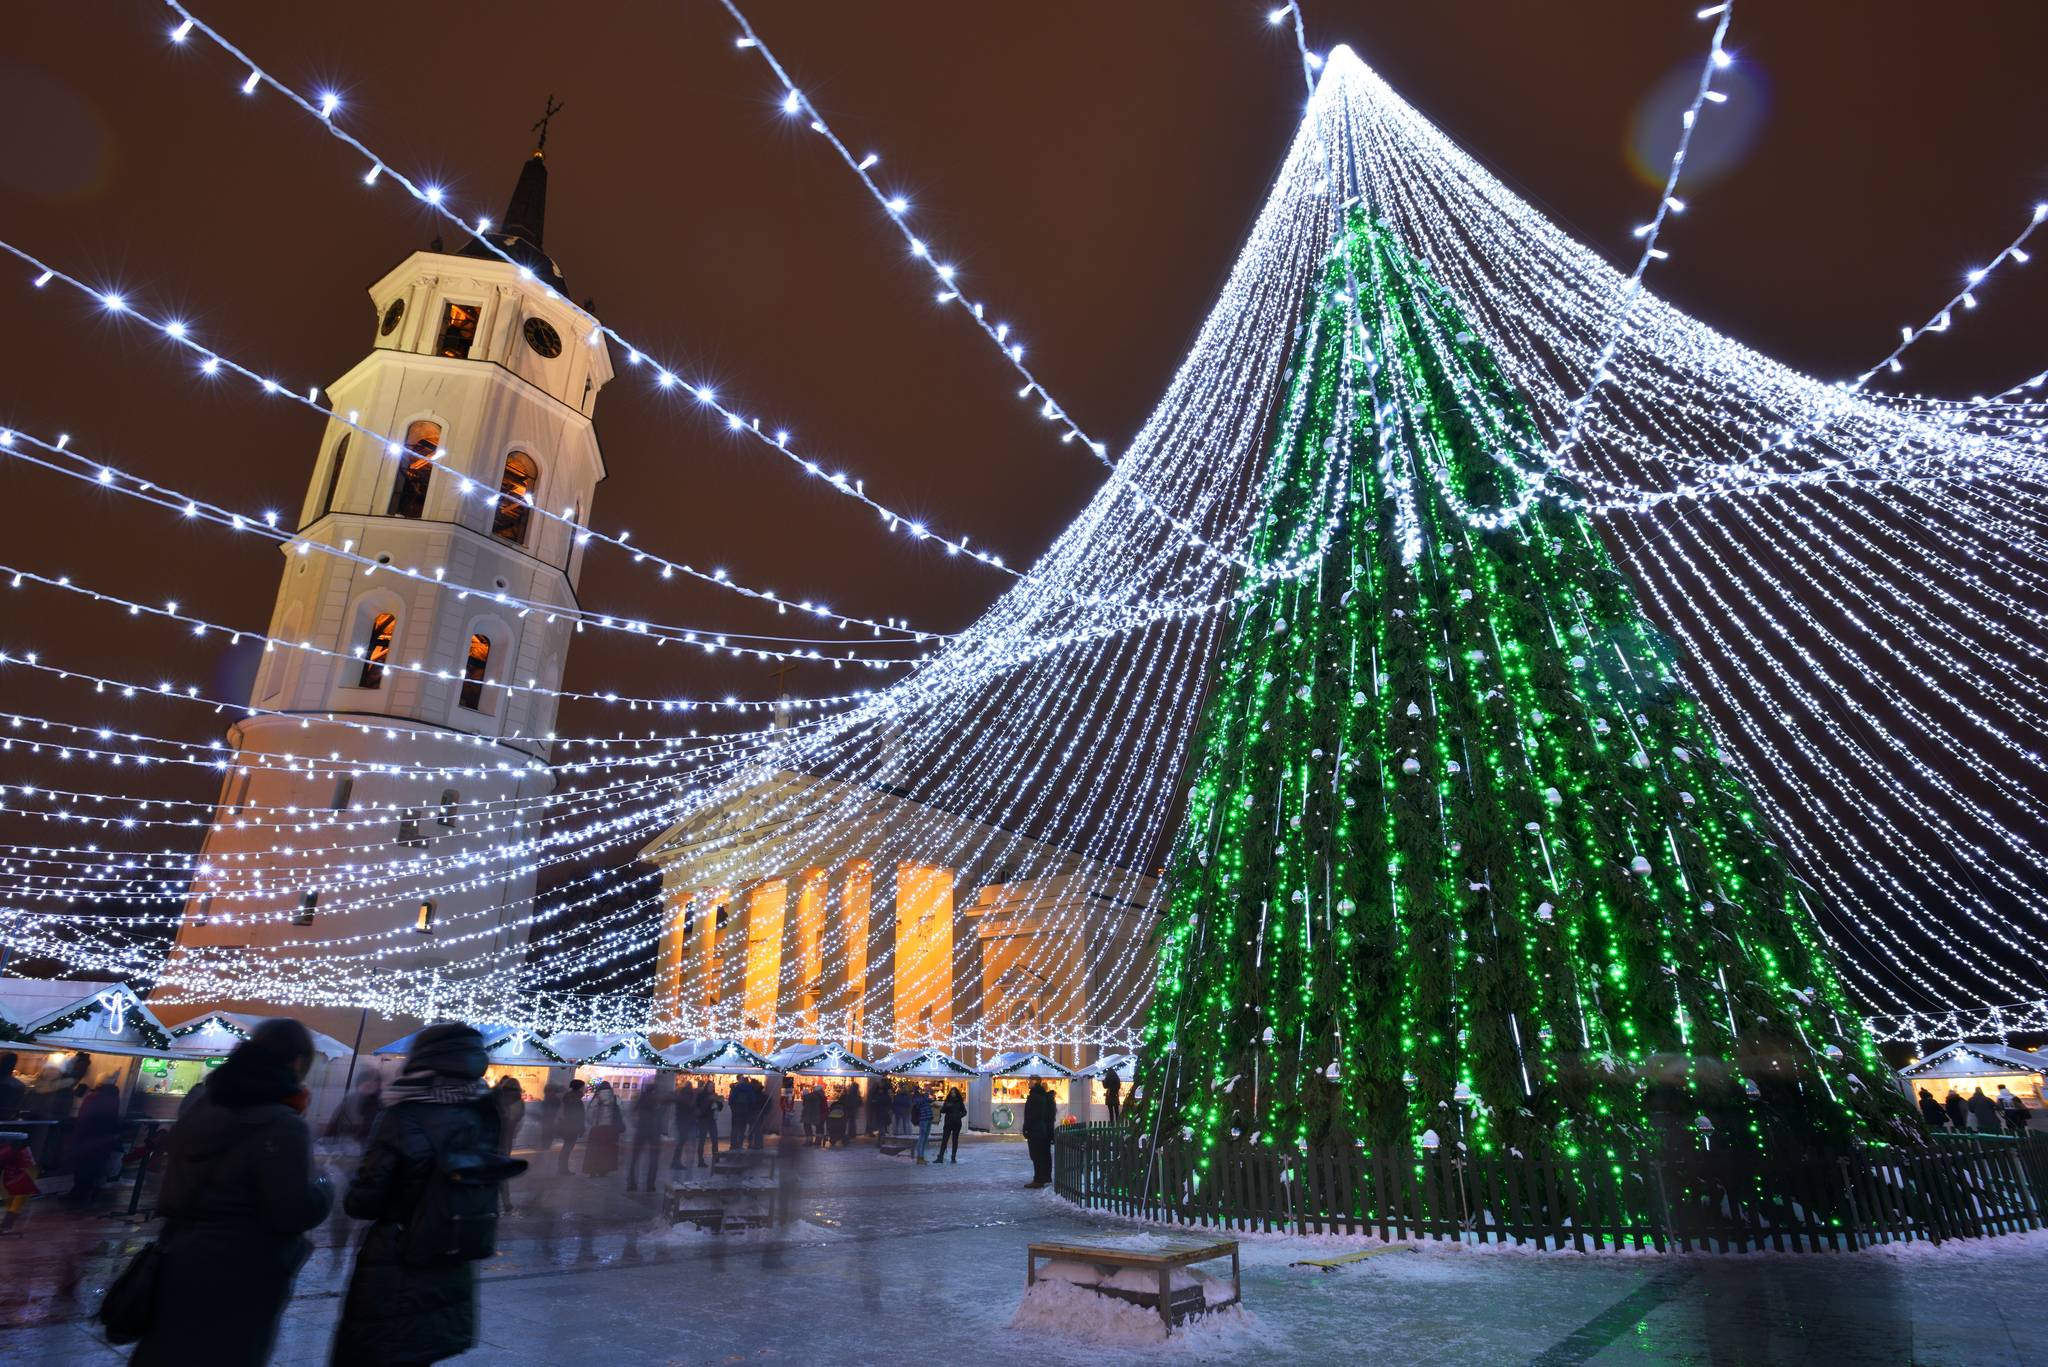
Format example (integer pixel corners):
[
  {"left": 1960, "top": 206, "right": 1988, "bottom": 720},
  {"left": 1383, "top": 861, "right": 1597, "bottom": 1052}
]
[
  {"left": 940, "top": 1094, "right": 966, "bottom": 1129},
  {"left": 630, "top": 1085, "right": 664, "bottom": 1139},
  {"left": 1944, "top": 1094, "right": 1968, "bottom": 1129},
  {"left": 331, "top": 1094, "right": 502, "bottom": 1365},
  {"left": 131, "top": 1048, "right": 332, "bottom": 1367},
  {"left": 910, "top": 1093, "right": 933, "bottom": 1127},
  {"left": 0, "top": 1070, "right": 25, "bottom": 1122},
  {"left": 557, "top": 1089, "right": 588, "bottom": 1137},
  {"left": 493, "top": 1089, "right": 525, "bottom": 1153},
  {"left": 801, "top": 1090, "right": 826, "bottom": 1125},
  {"left": 1021, "top": 1087, "right": 1057, "bottom": 1138},
  {"left": 1969, "top": 1092, "right": 2001, "bottom": 1130},
  {"left": 694, "top": 1086, "right": 722, "bottom": 1125},
  {"left": 1918, "top": 1094, "right": 1948, "bottom": 1129}
]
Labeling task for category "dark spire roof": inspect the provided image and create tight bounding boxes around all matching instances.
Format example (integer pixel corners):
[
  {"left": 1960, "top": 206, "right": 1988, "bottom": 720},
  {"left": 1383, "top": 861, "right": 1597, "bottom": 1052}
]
[{"left": 459, "top": 144, "right": 565, "bottom": 288}]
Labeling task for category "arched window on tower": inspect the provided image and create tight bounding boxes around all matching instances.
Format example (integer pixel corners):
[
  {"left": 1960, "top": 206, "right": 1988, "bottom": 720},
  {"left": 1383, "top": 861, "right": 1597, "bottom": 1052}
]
[
  {"left": 458, "top": 634, "right": 491, "bottom": 711},
  {"left": 331, "top": 777, "right": 354, "bottom": 811},
  {"left": 415, "top": 900, "right": 436, "bottom": 934},
  {"left": 358, "top": 611, "right": 398, "bottom": 689},
  {"left": 388, "top": 420, "right": 440, "bottom": 519},
  {"left": 318, "top": 433, "right": 349, "bottom": 519},
  {"left": 438, "top": 788, "right": 459, "bottom": 826},
  {"left": 492, "top": 452, "right": 538, "bottom": 544},
  {"left": 293, "top": 889, "right": 318, "bottom": 926}
]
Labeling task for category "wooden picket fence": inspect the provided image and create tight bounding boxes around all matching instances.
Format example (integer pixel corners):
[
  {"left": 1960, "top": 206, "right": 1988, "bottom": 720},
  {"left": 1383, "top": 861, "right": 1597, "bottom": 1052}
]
[{"left": 1052, "top": 1125, "right": 2048, "bottom": 1252}]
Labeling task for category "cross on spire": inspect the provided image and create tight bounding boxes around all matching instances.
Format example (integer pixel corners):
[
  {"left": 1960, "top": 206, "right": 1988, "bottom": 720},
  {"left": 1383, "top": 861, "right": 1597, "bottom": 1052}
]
[{"left": 532, "top": 94, "right": 565, "bottom": 153}]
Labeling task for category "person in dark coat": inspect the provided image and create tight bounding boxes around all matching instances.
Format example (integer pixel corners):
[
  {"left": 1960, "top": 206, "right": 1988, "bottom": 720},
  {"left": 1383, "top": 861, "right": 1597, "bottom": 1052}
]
[
  {"left": 0, "top": 1052, "right": 26, "bottom": 1122},
  {"left": 626, "top": 1081, "right": 664, "bottom": 1192},
  {"left": 868, "top": 1077, "right": 892, "bottom": 1141},
  {"left": 910, "top": 1088, "right": 934, "bottom": 1164},
  {"left": 1917, "top": 1088, "right": 1948, "bottom": 1131},
  {"left": 583, "top": 1081, "right": 623, "bottom": 1176},
  {"left": 491, "top": 1078, "right": 525, "bottom": 1213},
  {"left": 330, "top": 1023, "right": 502, "bottom": 1367},
  {"left": 131, "top": 1018, "right": 332, "bottom": 1367},
  {"left": 693, "top": 1080, "right": 722, "bottom": 1163},
  {"left": 1101, "top": 1067, "right": 1123, "bottom": 1124},
  {"left": 326, "top": 1076, "right": 385, "bottom": 1145},
  {"left": 670, "top": 1079, "right": 702, "bottom": 1170},
  {"left": 936, "top": 1087, "right": 966, "bottom": 1163},
  {"left": 1943, "top": 1089, "right": 1968, "bottom": 1131},
  {"left": 1021, "top": 1081, "right": 1056, "bottom": 1188},
  {"left": 801, "top": 1085, "right": 826, "bottom": 1145},
  {"left": 64, "top": 1080, "right": 124, "bottom": 1205},
  {"left": 1968, "top": 1087, "right": 2001, "bottom": 1132},
  {"left": 555, "top": 1078, "right": 587, "bottom": 1173},
  {"left": 892, "top": 1087, "right": 913, "bottom": 1138}
]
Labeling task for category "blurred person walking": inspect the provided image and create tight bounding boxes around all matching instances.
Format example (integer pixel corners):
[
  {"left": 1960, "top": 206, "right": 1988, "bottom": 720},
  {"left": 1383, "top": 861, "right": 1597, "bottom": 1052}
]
[
  {"left": 123, "top": 1018, "right": 332, "bottom": 1365},
  {"left": 670, "top": 1079, "right": 702, "bottom": 1170},
  {"left": 491, "top": 1077, "right": 525, "bottom": 1213},
  {"left": 0, "top": 1052, "right": 26, "bottom": 1122},
  {"left": 892, "top": 1086, "right": 913, "bottom": 1138},
  {"left": 626, "top": 1080, "right": 665, "bottom": 1192},
  {"left": 327, "top": 1076, "right": 385, "bottom": 1145},
  {"left": 583, "top": 1080, "right": 623, "bottom": 1176},
  {"left": 694, "top": 1080, "right": 722, "bottom": 1163},
  {"left": 330, "top": 1023, "right": 523, "bottom": 1366},
  {"left": 801, "top": 1085, "right": 825, "bottom": 1146},
  {"left": 64, "top": 1080, "right": 123, "bottom": 1207},
  {"left": 555, "top": 1078, "right": 587, "bottom": 1174}
]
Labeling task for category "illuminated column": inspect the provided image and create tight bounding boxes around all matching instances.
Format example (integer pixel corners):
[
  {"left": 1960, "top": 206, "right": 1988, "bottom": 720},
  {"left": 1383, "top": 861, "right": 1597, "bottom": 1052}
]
[
  {"left": 894, "top": 864, "right": 955, "bottom": 1048},
  {"left": 654, "top": 885, "right": 691, "bottom": 1032},
  {"left": 792, "top": 868, "right": 828, "bottom": 1043},
  {"left": 742, "top": 878, "right": 789, "bottom": 1051},
  {"left": 865, "top": 860, "right": 900, "bottom": 1049},
  {"left": 830, "top": 860, "right": 872, "bottom": 1046}
]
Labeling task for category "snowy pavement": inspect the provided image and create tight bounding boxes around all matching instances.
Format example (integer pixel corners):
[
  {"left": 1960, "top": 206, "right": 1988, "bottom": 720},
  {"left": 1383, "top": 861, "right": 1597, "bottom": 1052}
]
[{"left": 3, "top": 1133, "right": 2042, "bottom": 1364}]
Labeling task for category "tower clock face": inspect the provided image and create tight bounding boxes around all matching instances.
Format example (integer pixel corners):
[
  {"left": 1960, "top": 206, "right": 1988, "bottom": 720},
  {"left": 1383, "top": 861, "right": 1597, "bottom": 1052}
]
[
  {"left": 379, "top": 298, "right": 404, "bottom": 336},
  {"left": 523, "top": 317, "right": 563, "bottom": 359}
]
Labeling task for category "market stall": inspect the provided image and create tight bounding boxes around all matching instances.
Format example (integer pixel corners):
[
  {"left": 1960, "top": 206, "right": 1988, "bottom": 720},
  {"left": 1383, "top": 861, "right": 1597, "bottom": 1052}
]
[
  {"left": 151, "top": 1013, "right": 354, "bottom": 1120},
  {"left": 766, "top": 1042, "right": 877, "bottom": 1133},
  {"left": 2, "top": 981, "right": 168, "bottom": 1118},
  {"left": 970, "top": 1049, "right": 1072, "bottom": 1133},
  {"left": 662, "top": 1039, "right": 777, "bottom": 1148},
  {"left": 1071, "top": 1052, "right": 1138, "bottom": 1124},
  {"left": 1899, "top": 1041, "right": 2046, "bottom": 1128},
  {"left": 560, "top": 1032, "right": 674, "bottom": 1103}
]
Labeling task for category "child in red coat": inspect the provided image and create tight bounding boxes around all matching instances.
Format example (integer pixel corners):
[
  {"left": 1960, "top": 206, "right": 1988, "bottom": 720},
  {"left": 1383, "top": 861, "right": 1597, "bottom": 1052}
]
[{"left": 0, "top": 1130, "right": 40, "bottom": 1233}]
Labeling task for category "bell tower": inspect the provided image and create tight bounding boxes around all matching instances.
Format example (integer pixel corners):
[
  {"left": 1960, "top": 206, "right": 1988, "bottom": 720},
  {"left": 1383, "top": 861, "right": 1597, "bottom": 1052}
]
[{"left": 168, "top": 128, "right": 612, "bottom": 1042}]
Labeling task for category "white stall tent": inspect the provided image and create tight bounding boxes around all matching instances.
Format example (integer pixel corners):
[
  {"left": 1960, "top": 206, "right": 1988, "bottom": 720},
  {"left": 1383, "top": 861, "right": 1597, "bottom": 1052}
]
[
  {"left": 973, "top": 1050, "right": 1073, "bottom": 1131},
  {"left": 1899, "top": 1040, "right": 2046, "bottom": 1123},
  {"left": 765, "top": 1042, "right": 877, "bottom": 1077}
]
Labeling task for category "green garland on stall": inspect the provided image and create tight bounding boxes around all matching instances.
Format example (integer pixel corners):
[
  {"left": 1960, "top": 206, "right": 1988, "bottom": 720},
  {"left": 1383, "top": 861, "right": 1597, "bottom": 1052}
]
[{"left": 1135, "top": 205, "right": 1911, "bottom": 1170}]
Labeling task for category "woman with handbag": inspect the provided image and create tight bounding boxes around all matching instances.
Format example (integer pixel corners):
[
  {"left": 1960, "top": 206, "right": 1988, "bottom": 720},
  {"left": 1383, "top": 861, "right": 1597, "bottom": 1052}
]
[{"left": 121, "top": 1018, "right": 333, "bottom": 1365}]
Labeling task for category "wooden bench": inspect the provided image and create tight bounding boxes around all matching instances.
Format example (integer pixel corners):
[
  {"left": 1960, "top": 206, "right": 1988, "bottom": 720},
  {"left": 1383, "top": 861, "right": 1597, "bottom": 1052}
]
[{"left": 1025, "top": 1235, "right": 1241, "bottom": 1331}]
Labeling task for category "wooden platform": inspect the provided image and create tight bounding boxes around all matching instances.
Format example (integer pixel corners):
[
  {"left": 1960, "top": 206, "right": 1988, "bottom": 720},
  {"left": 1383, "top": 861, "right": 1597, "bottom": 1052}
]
[{"left": 1025, "top": 1235, "right": 1241, "bottom": 1331}]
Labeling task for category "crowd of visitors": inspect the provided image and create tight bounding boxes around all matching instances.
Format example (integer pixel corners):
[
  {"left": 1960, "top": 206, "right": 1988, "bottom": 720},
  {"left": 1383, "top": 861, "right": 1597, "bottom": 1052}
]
[{"left": 1916, "top": 1084, "right": 2032, "bottom": 1134}]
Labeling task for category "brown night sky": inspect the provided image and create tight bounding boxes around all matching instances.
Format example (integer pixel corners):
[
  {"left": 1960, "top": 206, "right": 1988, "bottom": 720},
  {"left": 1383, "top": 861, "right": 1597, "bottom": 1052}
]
[{"left": 1, "top": 3, "right": 2044, "bottom": 968}]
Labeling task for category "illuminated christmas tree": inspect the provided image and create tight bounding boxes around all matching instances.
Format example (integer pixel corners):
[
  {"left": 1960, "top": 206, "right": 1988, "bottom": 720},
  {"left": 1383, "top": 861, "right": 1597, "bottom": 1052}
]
[{"left": 1137, "top": 205, "right": 1904, "bottom": 1164}]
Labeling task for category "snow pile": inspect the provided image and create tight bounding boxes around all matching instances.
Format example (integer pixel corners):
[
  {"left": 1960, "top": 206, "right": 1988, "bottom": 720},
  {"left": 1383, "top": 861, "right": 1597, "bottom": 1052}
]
[
  {"left": 1032, "top": 1258, "right": 1211, "bottom": 1294},
  {"left": 1009, "top": 1276, "right": 1254, "bottom": 1349}
]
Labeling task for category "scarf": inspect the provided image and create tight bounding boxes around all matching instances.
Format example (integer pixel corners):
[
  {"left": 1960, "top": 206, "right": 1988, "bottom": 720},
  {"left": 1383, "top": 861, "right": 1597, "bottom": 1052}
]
[{"left": 382, "top": 1071, "right": 492, "bottom": 1107}]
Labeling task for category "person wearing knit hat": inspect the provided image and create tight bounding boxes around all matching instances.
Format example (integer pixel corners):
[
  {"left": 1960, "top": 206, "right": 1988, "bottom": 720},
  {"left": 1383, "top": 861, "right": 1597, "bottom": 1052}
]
[{"left": 331, "top": 1023, "right": 522, "bottom": 1365}]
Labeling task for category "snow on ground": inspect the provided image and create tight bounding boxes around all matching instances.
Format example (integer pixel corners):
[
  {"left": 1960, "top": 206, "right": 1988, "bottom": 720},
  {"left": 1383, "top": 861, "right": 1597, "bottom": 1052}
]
[{"left": 1009, "top": 1277, "right": 1257, "bottom": 1353}]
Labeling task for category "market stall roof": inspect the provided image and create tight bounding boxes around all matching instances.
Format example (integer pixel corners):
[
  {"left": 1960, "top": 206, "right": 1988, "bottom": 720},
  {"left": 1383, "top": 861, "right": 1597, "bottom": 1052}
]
[
  {"left": 166, "top": 1013, "right": 353, "bottom": 1061},
  {"left": 978, "top": 1049, "right": 1073, "bottom": 1079},
  {"left": 872, "top": 1046, "right": 977, "bottom": 1078},
  {"left": 765, "top": 1042, "right": 877, "bottom": 1077},
  {"left": 559, "top": 1032, "right": 671, "bottom": 1069},
  {"left": 11, "top": 981, "right": 172, "bottom": 1057},
  {"left": 373, "top": 1024, "right": 513, "bottom": 1057},
  {"left": 1900, "top": 1041, "right": 2048, "bottom": 1081},
  {"left": 1072, "top": 1053, "right": 1138, "bottom": 1079},
  {"left": 660, "top": 1038, "right": 772, "bottom": 1074}
]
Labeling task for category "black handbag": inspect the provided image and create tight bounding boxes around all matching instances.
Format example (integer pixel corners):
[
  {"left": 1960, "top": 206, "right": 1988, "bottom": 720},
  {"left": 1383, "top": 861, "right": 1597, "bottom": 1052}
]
[{"left": 97, "top": 1238, "right": 165, "bottom": 1345}]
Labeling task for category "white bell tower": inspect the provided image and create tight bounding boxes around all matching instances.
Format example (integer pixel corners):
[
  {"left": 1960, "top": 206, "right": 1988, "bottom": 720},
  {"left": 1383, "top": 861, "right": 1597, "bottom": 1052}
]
[{"left": 169, "top": 130, "right": 613, "bottom": 1043}]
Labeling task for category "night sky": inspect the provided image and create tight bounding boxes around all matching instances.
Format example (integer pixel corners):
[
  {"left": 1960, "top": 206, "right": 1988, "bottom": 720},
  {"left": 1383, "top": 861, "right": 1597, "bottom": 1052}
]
[{"left": 2, "top": 3, "right": 2044, "bottom": 978}]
